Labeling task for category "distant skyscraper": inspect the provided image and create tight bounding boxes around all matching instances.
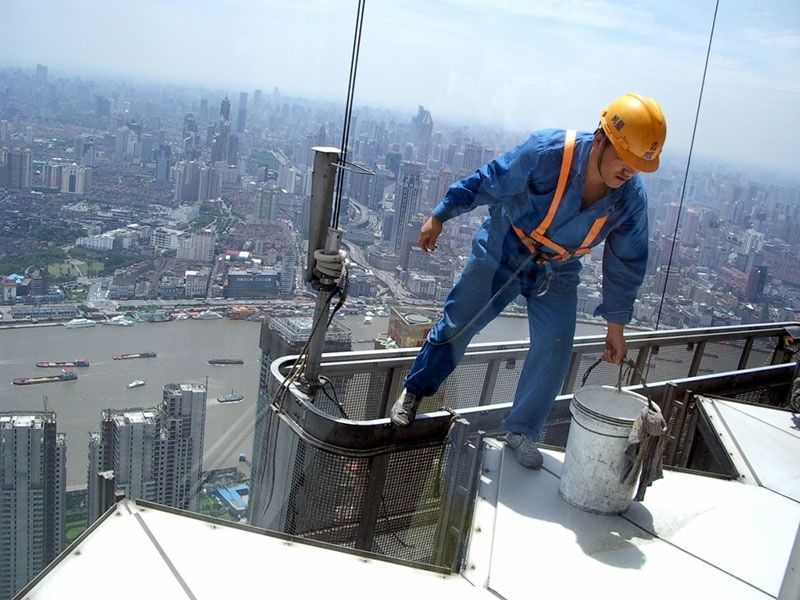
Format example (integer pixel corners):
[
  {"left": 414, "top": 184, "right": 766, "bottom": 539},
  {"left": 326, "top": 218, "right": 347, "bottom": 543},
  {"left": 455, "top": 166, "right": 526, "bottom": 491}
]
[
  {"left": 155, "top": 144, "right": 171, "bottom": 183},
  {"left": 75, "top": 134, "right": 95, "bottom": 167},
  {"left": 140, "top": 133, "right": 154, "bottom": 164},
  {"left": 219, "top": 97, "right": 231, "bottom": 121},
  {"left": 254, "top": 181, "right": 280, "bottom": 223},
  {"left": 393, "top": 161, "right": 423, "bottom": 254},
  {"left": 86, "top": 410, "right": 159, "bottom": 525},
  {"left": 412, "top": 105, "right": 433, "bottom": 163},
  {"left": 745, "top": 265, "right": 768, "bottom": 301},
  {"left": 60, "top": 163, "right": 92, "bottom": 194},
  {"left": 210, "top": 121, "right": 230, "bottom": 163},
  {"left": 280, "top": 248, "right": 296, "bottom": 295},
  {"left": 461, "top": 143, "right": 482, "bottom": 175},
  {"left": 95, "top": 95, "right": 111, "bottom": 119},
  {"left": 0, "top": 120, "right": 9, "bottom": 143},
  {"left": 665, "top": 201, "right": 681, "bottom": 236},
  {"left": 1, "top": 147, "right": 33, "bottom": 189},
  {"left": 199, "top": 98, "right": 209, "bottom": 124},
  {"left": 176, "top": 229, "right": 216, "bottom": 263},
  {"left": 680, "top": 207, "right": 700, "bottom": 246},
  {"left": 0, "top": 413, "right": 66, "bottom": 600},
  {"left": 35, "top": 64, "right": 48, "bottom": 85},
  {"left": 236, "top": 92, "right": 247, "bottom": 133},
  {"left": 114, "top": 126, "right": 130, "bottom": 158}
]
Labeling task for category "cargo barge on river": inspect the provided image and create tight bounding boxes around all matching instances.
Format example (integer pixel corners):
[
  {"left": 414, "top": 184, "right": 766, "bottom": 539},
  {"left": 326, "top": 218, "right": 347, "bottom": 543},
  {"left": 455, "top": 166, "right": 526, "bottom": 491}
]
[
  {"left": 112, "top": 352, "right": 157, "bottom": 360},
  {"left": 14, "top": 370, "right": 78, "bottom": 385},
  {"left": 207, "top": 358, "right": 245, "bottom": 365},
  {"left": 36, "top": 359, "right": 90, "bottom": 368}
]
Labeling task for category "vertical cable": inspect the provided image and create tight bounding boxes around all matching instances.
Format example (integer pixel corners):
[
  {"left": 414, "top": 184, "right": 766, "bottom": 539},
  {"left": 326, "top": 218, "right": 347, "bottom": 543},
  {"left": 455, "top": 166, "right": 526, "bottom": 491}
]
[
  {"left": 653, "top": 0, "right": 720, "bottom": 331},
  {"left": 333, "top": 0, "right": 366, "bottom": 229}
]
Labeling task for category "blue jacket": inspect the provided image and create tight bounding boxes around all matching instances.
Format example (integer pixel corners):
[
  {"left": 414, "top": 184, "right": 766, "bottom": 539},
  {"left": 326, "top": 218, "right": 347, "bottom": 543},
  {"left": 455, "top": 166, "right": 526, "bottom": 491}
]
[{"left": 431, "top": 129, "right": 649, "bottom": 325}]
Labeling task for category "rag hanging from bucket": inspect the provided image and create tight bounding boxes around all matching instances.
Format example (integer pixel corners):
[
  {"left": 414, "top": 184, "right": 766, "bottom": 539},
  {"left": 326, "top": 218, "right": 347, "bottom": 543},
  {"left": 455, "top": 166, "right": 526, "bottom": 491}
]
[{"left": 616, "top": 358, "right": 667, "bottom": 501}]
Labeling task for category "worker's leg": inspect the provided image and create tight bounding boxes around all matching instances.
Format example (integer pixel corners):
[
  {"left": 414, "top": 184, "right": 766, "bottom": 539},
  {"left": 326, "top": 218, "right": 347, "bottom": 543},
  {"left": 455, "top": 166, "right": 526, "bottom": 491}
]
[
  {"left": 404, "top": 247, "right": 521, "bottom": 398},
  {"left": 502, "top": 270, "right": 579, "bottom": 440}
]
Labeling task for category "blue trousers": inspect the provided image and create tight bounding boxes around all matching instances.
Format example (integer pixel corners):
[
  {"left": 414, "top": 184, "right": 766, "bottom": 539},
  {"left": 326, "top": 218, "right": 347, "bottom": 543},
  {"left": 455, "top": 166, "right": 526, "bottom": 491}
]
[{"left": 404, "top": 235, "right": 579, "bottom": 440}]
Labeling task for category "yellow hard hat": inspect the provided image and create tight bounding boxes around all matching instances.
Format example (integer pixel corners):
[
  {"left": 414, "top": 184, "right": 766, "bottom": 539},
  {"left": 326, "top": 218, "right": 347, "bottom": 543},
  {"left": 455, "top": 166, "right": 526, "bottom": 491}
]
[{"left": 600, "top": 93, "right": 666, "bottom": 173}]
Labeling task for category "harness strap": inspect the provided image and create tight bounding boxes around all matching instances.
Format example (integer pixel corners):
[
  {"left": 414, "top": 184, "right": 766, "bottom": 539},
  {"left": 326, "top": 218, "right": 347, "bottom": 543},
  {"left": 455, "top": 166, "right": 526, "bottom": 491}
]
[
  {"left": 534, "top": 129, "right": 576, "bottom": 235},
  {"left": 513, "top": 129, "right": 608, "bottom": 262}
]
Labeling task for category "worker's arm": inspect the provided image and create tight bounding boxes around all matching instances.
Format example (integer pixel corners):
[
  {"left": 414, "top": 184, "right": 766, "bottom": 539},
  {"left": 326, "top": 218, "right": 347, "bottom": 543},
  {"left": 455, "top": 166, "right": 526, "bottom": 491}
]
[
  {"left": 430, "top": 133, "right": 543, "bottom": 224},
  {"left": 594, "top": 181, "right": 649, "bottom": 326},
  {"left": 603, "top": 322, "right": 627, "bottom": 364}
]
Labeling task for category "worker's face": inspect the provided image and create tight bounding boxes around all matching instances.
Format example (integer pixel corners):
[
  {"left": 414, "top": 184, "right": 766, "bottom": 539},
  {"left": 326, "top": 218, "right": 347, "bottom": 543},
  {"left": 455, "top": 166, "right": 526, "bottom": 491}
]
[{"left": 595, "top": 134, "right": 639, "bottom": 188}]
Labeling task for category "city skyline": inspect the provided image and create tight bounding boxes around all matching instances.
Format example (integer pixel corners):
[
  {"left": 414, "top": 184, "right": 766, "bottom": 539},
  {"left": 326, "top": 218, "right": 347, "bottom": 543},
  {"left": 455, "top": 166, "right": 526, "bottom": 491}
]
[{"left": 1, "top": 0, "right": 799, "bottom": 175}]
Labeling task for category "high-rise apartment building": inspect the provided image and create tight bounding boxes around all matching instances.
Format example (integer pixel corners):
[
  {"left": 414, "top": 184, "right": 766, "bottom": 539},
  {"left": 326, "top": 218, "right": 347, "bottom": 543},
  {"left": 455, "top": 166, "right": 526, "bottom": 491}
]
[
  {"left": 115, "top": 126, "right": 130, "bottom": 158},
  {"left": 254, "top": 181, "right": 280, "bottom": 223},
  {"left": 156, "top": 384, "right": 206, "bottom": 512},
  {"left": 86, "top": 410, "right": 159, "bottom": 524},
  {"left": 61, "top": 163, "right": 92, "bottom": 194},
  {"left": 0, "top": 147, "right": 33, "bottom": 189},
  {"left": 155, "top": 144, "right": 172, "bottom": 183},
  {"left": 86, "top": 384, "right": 207, "bottom": 521},
  {"left": 176, "top": 229, "right": 216, "bottom": 263},
  {"left": 0, "top": 414, "right": 66, "bottom": 600},
  {"left": 75, "top": 134, "right": 95, "bottom": 167}
]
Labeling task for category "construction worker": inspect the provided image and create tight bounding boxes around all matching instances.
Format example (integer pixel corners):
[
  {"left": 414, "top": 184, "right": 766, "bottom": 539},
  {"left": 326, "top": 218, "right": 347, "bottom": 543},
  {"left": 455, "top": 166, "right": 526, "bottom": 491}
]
[{"left": 390, "top": 93, "right": 667, "bottom": 469}]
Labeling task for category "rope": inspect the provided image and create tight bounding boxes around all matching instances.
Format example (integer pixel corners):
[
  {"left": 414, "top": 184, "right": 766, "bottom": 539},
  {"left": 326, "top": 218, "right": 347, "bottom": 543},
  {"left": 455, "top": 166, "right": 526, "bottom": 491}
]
[
  {"left": 653, "top": 0, "right": 719, "bottom": 334},
  {"left": 333, "top": 0, "right": 366, "bottom": 230}
]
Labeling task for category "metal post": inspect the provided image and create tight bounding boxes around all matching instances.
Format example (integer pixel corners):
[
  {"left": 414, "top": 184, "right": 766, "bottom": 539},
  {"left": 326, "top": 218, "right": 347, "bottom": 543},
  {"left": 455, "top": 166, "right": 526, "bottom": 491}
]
[
  {"left": 306, "top": 147, "right": 340, "bottom": 283},
  {"left": 302, "top": 146, "right": 342, "bottom": 390},
  {"left": 304, "top": 228, "right": 343, "bottom": 386}
]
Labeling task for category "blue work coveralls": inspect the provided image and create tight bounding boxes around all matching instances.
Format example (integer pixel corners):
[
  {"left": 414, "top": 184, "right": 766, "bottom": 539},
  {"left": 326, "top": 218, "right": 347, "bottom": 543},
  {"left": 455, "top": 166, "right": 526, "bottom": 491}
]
[{"left": 404, "top": 129, "right": 649, "bottom": 440}]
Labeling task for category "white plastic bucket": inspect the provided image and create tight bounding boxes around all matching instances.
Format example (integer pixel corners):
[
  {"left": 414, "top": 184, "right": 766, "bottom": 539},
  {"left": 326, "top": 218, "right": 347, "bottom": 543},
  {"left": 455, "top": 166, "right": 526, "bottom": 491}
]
[{"left": 558, "top": 385, "right": 648, "bottom": 514}]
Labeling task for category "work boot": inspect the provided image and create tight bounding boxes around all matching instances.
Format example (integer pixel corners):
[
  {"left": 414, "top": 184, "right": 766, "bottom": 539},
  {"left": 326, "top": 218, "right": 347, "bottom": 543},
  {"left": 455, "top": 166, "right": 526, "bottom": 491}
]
[
  {"left": 390, "top": 389, "right": 421, "bottom": 427},
  {"left": 506, "top": 433, "right": 543, "bottom": 469}
]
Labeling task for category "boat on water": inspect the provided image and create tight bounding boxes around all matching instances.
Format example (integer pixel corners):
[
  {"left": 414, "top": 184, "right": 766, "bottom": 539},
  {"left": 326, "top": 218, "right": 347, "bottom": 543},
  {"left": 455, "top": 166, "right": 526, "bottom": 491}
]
[
  {"left": 36, "top": 359, "right": 90, "bottom": 368},
  {"left": 105, "top": 315, "right": 135, "bottom": 327},
  {"left": 112, "top": 351, "right": 157, "bottom": 360},
  {"left": 207, "top": 358, "right": 245, "bottom": 365},
  {"left": 364, "top": 315, "right": 374, "bottom": 325},
  {"left": 194, "top": 310, "right": 223, "bottom": 320},
  {"left": 216, "top": 390, "right": 244, "bottom": 403},
  {"left": 64, "top": 318, "right": 96, "bottom": 328},
  {"left": 127, "top": 380, "right": 146, "bottom": 389},
  {"left": 13, "top": 369, "right": 78, "bottom": 386}
]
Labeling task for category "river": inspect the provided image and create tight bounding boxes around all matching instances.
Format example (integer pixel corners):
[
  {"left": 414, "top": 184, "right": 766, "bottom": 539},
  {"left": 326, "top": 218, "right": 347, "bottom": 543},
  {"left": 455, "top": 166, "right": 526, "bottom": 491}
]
[{"left": 0, "top": 312, "right": 605, "bottom": 487}]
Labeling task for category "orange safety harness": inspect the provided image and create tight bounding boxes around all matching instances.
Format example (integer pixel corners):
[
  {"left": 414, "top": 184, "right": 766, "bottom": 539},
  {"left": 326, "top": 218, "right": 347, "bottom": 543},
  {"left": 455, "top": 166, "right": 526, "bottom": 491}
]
[{"left": 512, "top": 129, "right": 608, "bottom": 262}]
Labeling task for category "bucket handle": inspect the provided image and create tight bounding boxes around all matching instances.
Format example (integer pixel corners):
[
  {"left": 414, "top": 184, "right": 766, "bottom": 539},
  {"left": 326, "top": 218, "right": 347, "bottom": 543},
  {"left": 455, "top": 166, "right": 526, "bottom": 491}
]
[{"left": 581, "top": 357, "right": 655, "bottom": 410}]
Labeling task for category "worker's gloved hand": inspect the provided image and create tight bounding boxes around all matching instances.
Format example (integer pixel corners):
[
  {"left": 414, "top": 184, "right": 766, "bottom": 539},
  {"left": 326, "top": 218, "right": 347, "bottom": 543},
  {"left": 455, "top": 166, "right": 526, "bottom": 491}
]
[{"left": 603, "top": 322, "right": 627, "bottom": 364}]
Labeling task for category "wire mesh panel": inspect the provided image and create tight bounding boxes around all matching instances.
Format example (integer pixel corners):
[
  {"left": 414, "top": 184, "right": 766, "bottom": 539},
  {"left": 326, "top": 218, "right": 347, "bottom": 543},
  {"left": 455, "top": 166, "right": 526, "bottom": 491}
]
[
  {"left": 371, "top": 446, "right": 447, "bottom": 563},
  {"left": 745, "top": 336, "right": 778, "bottom": 369}
]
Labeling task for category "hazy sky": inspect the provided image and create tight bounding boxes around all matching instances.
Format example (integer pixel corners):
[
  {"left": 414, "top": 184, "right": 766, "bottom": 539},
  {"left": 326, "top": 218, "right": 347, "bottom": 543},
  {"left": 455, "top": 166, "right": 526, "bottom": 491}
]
[{"left": 2, "top": 0, "right": 799, "bottom": 175}]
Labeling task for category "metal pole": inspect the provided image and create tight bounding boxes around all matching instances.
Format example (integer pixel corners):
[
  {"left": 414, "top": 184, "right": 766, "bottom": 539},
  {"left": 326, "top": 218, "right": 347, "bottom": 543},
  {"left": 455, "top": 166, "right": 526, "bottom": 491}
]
[
  {"left": 302, "top": 146, "right": 342, "bottom": 390},
  {"left": 304, "top": 228, "right": 342, "bottom": 386},
  {"left": 306, "top": 147, "right": 340, "bottom": 283}
]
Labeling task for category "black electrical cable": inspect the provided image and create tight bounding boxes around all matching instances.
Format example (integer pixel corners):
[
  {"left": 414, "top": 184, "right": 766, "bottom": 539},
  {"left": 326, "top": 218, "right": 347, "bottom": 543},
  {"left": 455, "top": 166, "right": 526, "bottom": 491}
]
[
  {"left": 333, "top": 0, "right": 366, "bottom": 229},
  {"left": 654, "top": 0, "right": 719, "bottom": 332}
]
